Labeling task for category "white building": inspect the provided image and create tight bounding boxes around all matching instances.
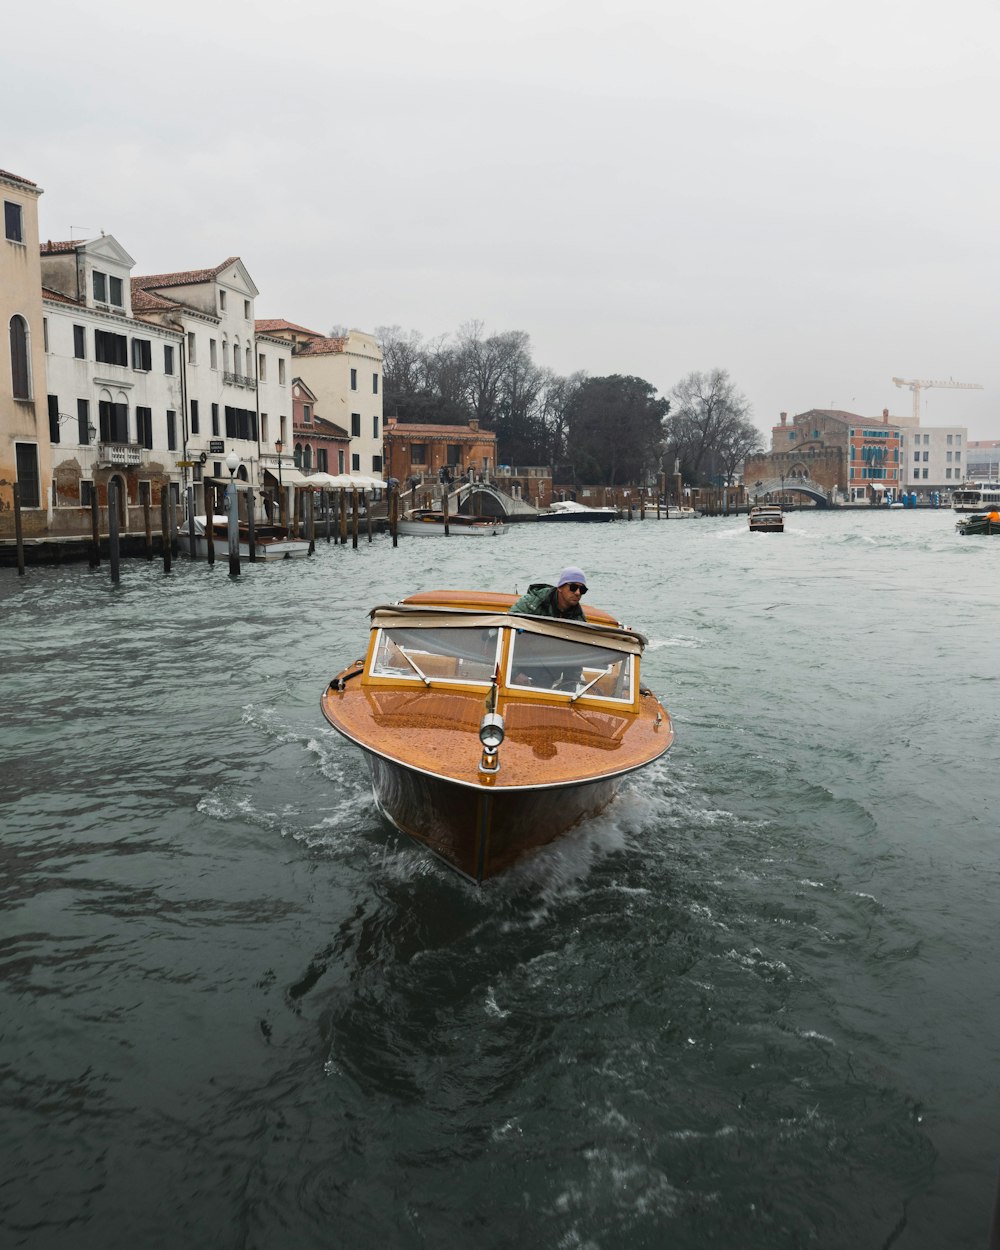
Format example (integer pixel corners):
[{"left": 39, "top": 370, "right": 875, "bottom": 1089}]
[
  {"left": 40, "top": 234, "right": 185, "bottom": 534},
  {"left": 259, "top": 323, "right": 384, "bottom": 479},
  {"left": 132, "top": 258, "right": 292, "bottom": 511},
  {"left": 894, "top": 415, "right": 968, "bottom": 493}
]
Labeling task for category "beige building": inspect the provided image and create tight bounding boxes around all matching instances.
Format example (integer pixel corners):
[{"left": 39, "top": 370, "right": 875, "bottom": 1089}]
[{"left": 1, "top": 169, "right": 50, "bottom": 536}]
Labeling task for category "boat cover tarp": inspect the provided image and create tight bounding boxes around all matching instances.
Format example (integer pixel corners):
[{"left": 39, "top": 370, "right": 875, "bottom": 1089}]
[{"left": 369, "top": 604, "right": 646, "bottom": 653}]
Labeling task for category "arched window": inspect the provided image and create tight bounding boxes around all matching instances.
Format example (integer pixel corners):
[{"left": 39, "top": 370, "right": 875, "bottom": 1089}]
[
  {"left": 222, "top": 338, "right": 230, "bottom": 371},
  {"left": 9, "top": 315, "right": 30, "bottom": 399},
  {"left": 245, "top": 346, "right": 251, "bottom": 376},
  {"left": 294, "top": 443, "right": 303, "bottom": 468},
  {"left": 303, "top": 444, "right": 313, "bottom": 471}
]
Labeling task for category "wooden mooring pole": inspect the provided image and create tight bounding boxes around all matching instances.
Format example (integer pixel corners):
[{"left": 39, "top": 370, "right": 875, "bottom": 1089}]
[
  {"left": 351, "top": 488, "right": 359, "bottom": 549},
  {"left": 108, "top": 480, "right": 121, "bottom": 584},
  {"left": 160, "top": 488, "right": 171, "bottom": 574},
  {"left": 245, "top": 488, "right": 257, "bottom": 562},
  {"left": 90, "top": 492, "right": 101, "bottom": 567},
  {"left": 390, "top": 485, "right": 399, "bottom": 547},
  {"left": 187, "top": 487, "right": 197, "bottom": 560},
  {"left": 13, "top": 483, "right": 25, "bottom": 576}
]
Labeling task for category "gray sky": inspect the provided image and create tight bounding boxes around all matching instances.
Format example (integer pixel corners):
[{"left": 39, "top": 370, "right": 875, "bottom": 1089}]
[{"left": 6, "top": 0, "right": 999, "bottom": 438}]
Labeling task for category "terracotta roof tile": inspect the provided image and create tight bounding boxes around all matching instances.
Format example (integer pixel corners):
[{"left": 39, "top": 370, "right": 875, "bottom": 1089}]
[
  {"left": 313, "top": 416, "right": 349, "bottom": 438},
  {"left": 130, "top": 281, "right": 182, "bottom": 311},
  {"left": 385, "top": 422, "right": 494, "bottom": 437},
  {"left": 133, "top": 257, "right": 241, "bottom": 290},
  {"left": 40, "top": 240, "right": 85, "bottom": 254},
  {"left": 41, "top": 286, "right": 81, "bottom": 305},
  {"left": 294, "top": 335, "right": 348, "bottom": 356},
  {"left": 255, "top": 318, "right": 322, "bottom": 336},
  {"left": 0, "top": 169, "right": 38, "bottom": 187}
]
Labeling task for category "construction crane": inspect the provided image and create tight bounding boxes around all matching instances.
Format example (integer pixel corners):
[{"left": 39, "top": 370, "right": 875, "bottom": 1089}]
[{"left": 891, "top": 376, "right": 983, "bottom": 420}]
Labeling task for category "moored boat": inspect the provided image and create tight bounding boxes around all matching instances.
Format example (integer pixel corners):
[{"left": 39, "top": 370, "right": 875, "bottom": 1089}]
[
  {"left": 748, "top": 505, "right": 784, "bottom": 533},
  {"left": 952, "top": 480, "right": 1000, "bottom": 513},
  {"left": 182, "top": 514, "right": 311, "bottom": 560},
  {"left": 397, "top": 510, "right": 508, "bottom": 537},
  {"left": 536, "top": 500, "right": 618, "bottom": 523},
  {"left": 320, "top": 589, "right": 674, "bottom": 882},
  {"left": 955, "top": 510, "right": 1000, "bottom": 536}
]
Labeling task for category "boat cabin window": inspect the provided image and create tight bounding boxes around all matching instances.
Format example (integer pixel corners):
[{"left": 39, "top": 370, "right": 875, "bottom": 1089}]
[
  {"left": 371, "top": 627, "right": 501, "bottom": 685},
  {"left": 507, "top": 632, "right": 633, "bottom": 702}
]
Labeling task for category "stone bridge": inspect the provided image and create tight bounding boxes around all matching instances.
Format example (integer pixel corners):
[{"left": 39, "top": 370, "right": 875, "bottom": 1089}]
[{"left": 749, "top": 477, "right": 831, "bottom": 507}]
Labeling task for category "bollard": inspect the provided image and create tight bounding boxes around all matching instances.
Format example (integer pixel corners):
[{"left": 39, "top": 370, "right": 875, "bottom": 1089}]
[{"left": 108, "top": 480, "right": 121, "bottom": 584}]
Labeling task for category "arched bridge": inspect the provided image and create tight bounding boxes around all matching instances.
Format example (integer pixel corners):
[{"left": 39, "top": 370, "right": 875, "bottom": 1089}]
[
  {"left": 453, "top": 482, "right": 537, "bottom": 518},
  {"left": 749, "top": 477, "right": 831, "bottom": 507}
]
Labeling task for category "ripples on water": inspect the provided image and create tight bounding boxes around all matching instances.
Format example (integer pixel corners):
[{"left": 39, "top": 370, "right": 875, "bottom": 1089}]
[{"left": 2, "top": 511, "right": 997, "bottom": 1248}]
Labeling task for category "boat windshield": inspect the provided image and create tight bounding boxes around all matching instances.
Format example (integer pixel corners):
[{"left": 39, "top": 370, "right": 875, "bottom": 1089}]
[
  {"left": 507, "top": 632, "right": 633, "bottom": 701},
  {"left": 371, "top": 627, "right": 501, "bottom": 685}
]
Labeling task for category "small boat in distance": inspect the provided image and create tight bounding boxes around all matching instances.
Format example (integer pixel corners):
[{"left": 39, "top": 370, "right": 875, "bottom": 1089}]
[
  {"left": 955, "top": 510, "right": 1000, "bottom": 536},
  {"left": 536, "top": 500, "right": 618, "bottom": 523},
  {"left": 397, "top": 510, "right": 508, "bottom": 537},
  {"left": 662, "top": 505, "right": 700, "bottom": 519},
  {"left": 748, "top": 505, "right": 784, "bottom": 533},
  {"left": 183, "top": 515, "right": 311, "bottom": 560},
  {"left": 321, "top": 589, "right": 673, "bottom": 882}
]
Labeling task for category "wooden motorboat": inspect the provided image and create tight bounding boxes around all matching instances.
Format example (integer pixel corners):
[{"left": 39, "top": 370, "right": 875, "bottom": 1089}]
[
  {"left": 321, "top": 589, "right": 674, "bottom": 883},
  {"left": 183, "top": 515, "right": 311, "bottom": 560},
  {"left": 955, "top": 510, "right": 1000, "bottom": 536},
  {"left": 536, "top": 500, "right": 618, "bottom": 522},
  {"left": 397, "top": 510, "right": 508, "bottom": 537},
  {"left": 748, "top": 505, "right": 784, "bottom": 533}
]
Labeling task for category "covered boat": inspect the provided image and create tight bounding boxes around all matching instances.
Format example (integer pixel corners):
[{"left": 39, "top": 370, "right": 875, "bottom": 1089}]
[
  {"left": 183, "top": 515, "right": 310, "bottom": 560},
  {"left": 748, "top": 504, "right": 784, "bottom": 533},
  {"left": 955, "top": 510, "right": 1000, "bottom": 536},
  {"left": 321, "top": 589, "right": 674, "bottom": 882},
  {"left": 397, "top": 510, "right": 508, "bottom": 537}
]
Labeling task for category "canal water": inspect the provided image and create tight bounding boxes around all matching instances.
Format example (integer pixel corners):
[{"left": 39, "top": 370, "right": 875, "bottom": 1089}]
[{"left": 2, "top": 509, "right": 998, "bottom": 1249}]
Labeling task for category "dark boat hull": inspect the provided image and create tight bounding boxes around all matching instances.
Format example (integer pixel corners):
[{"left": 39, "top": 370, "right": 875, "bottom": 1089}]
[
  {"left": 535, "top": 511, "right": 617, "bottom": 523},
  {"left": 364, "top": 749, "right": 622, "bottom": 882}
]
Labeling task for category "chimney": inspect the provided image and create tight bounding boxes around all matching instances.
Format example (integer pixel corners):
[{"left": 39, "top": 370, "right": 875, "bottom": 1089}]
[
  {"left": 882, "top": 408, "right": 889, "bottom": 424},
  {"left": 469, "top": 418, "right": 479, "bottom": 431},
  {"left": 779, "top": 412, "right": 787, "bottom": 426}
]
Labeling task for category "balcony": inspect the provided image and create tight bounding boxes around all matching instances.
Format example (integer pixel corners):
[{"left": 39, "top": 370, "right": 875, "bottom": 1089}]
[
  {"left": 223, "top": 371, "right": 257, "bottom": 390},
  {"left": 96, "top": 442, "right": 149, "bottom": 468}
]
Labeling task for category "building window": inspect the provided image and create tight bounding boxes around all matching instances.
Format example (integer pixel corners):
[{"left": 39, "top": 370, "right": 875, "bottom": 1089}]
[
  {"left": 373, "top": 373, "right": 379, "bottom": 395},
  {"left": 278, "top": 358, "right": 286, "bottom": 384},
  {"left": 913, "top": 451, "right": 920, "bottom": 462},
  {"left": 945, "top": 467, "right": 952, "bottom": 479},
  {"left": 411, "top": 443, "right": 427, "bottom": 465},
  {"left": 373, "top": 415, "right": 379, "bottom": 439},
  {"left": 99, "top": 399, "right": 129, "bottom": 443},
  {"left": 212, "top": 403, "right": 220, "bottom": 436},
  {"left": 351, "top": 412, "right": 361, "bottom": 437},
  {"left": 258, "top": 353, "right": 266, "bottom": 381},
  {"left": 303, "top": 444, "right": 313, "bottom": 471},
  {"left": 447, "top": 444, "right": 460, "bottom": 466},
  {"left": 92, "top": 271, "right": 123, "bottom": 306},
  {"left": 166, "top": 410, "right": 177, "bottom": 451},
  {"left": 136, "top": 406, "right": 153, "bottom": 449},
  {"left": 352, "top": 452, "right": 360, "bottom": 471},
  {"left": 338, "top": 449, "right": 345, "bottom": 473},
  {"left": 77, "top": 398, "right": 91, "bottom": 445},
  {"left": 4, "top": 201, "right": 24, "bottom": 243},
  {"left": 372, "top": 454, "right": 382, "bottom": 473},
  {"left": 210, "top": 339, "right": 218, "bottom": 369},
  {"left": 318, "top": 449, "right": 328, "bottom": 472},
  {"left": 48, "top": 394, "right": 60, "bottom": 443},
  {"left": 81, "top": 479, "right": 94, "bottom": 507},
  {"left": 303, "top": 403, "right": 312, "bottom": 423},
  {"left": 955, "top": 452, "right": 961, "bottom": 464},
  {"left": 131, "top": 338, "right": 152, "bottom": 371},
  {"left": 163, "top": 344, "right": 175, "bottom": 375},
  {"left": 68, "top": 324, "right": 84, "bottom": 360},
  {"left": 219, "top": 290, "right": 227, "bottom": 312},
  {"left": 191, "top": 399, "right": 200, "bottom": 435},
  {"left": 351, "top": 367, "right": 357, "bottom": 390},
  {"left": 138, "top": 480, "right": 151, "bottom": 505},
  {"left": 187, "top": 332, "right": 197, "bottom": 364},
  {"left": 95, "top": 330, "right": 128, "bottom": 366},
  {"left": 43, "top": 317, "right": 49, "bottom": 352},
  {"left": 923, "top": 451, "right": 929, "bottom": 462},
  {"left": 244, "top": 299, "right": 250, "bottom": 319},
  {"left": 10, "top": 315, "right": 31, "bottom": 398},
  {"left": 15, "top": 443, "right": 40, "bottom": 507},
  {"left": 260, "top": 413, "right": 268, "bottom": 444},
  {"left": 294, "top": 443, "right": 302, "bottom": 469}
]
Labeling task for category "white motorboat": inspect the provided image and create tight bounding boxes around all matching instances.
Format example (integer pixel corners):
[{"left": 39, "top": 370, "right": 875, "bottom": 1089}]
[{"left": 182, "top": 515, "right": 311, "bottom": 560}]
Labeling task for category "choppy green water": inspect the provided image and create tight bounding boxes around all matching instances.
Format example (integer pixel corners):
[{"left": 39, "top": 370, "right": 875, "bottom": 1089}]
[{"left": 2, "top": 509, "right": 998, "bottom": 1249}]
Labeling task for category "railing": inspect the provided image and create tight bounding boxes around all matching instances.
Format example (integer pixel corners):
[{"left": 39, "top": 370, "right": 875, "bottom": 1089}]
[
  {"left": 96, "top": 442, "right": 149, "bottom": 467},
  {"left": 223, "top": 371, "right": 257, "bottom": 390}
]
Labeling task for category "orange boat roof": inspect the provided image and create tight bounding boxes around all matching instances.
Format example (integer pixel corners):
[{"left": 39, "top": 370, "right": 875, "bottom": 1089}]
[{"left": 401, "top": 588, "right": 623, "bottom": 627}]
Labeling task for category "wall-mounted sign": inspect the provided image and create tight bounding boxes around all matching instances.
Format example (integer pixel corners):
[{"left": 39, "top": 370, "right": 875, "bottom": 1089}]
[{"left": 209, "top": 439, "right": 225, "bottom": 454}]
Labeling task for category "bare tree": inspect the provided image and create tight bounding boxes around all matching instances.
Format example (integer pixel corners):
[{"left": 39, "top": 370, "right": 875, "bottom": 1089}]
[{"left": 666, "top": 369, "right": 758, "bottom": 484}]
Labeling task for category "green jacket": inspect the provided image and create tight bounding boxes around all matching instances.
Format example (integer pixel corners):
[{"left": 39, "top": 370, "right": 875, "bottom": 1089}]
[{"left": 509, "top": 583, "right": 585, "bottom": 621}]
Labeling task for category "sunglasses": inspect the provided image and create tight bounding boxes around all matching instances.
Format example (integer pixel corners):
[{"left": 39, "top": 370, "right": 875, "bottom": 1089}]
[{"left": 565, "top": 583, "right": 587, "bottom": 594}]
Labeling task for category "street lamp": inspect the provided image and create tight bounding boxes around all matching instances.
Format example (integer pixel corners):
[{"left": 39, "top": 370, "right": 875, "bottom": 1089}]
[
  {"left": 224, "top": 452, "right": 240, "bottom": 576},
  {"left": 274, "top": 439, "right": 284, "bottom": 525}
]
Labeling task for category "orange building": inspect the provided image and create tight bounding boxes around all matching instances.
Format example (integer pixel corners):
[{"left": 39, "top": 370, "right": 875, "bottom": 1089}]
[
  {"left": 847, "top": 409, "right": 902, "bottom": 502},
  {"left": 383, "top": 417, "right": 497, "bottom": 484}
]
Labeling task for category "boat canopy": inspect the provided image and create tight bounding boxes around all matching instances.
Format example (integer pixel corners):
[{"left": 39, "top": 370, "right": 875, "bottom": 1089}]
[{"left": 369, "top": 603, "right": 646, "bottom": 654}]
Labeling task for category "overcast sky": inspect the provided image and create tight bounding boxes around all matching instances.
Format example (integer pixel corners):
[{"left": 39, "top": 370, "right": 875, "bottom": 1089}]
[{"left": 5, "top": 0, "right": 999, "bottom": 438}]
